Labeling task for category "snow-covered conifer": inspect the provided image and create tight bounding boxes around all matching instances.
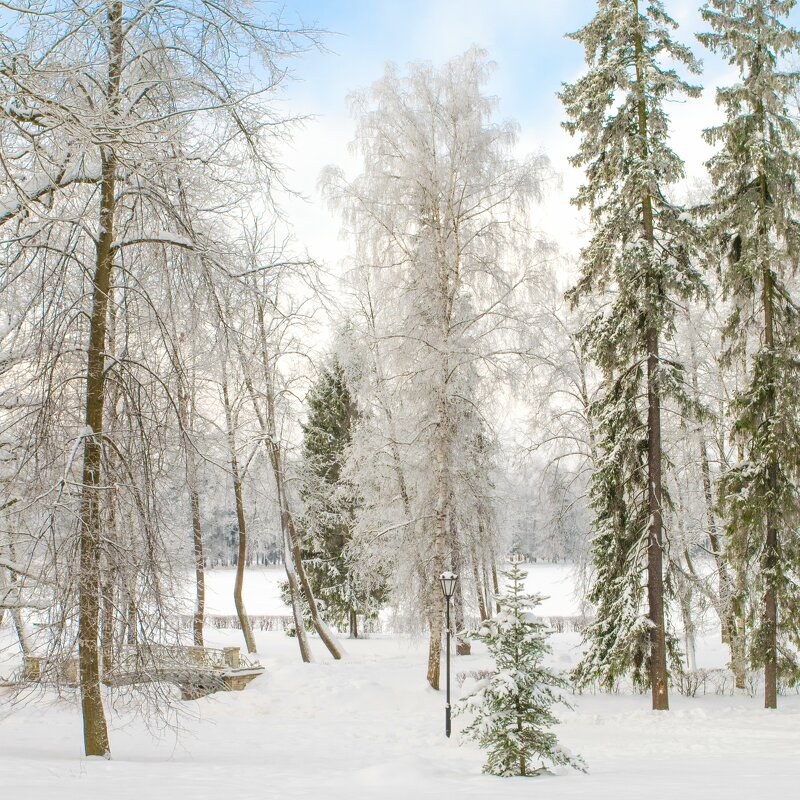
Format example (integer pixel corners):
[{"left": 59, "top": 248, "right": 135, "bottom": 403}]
[
  {"left": 560, "top": 0, "right": 705, "bottom": 709},
  {"left": 698, "top": 0, "right": 800, "bottom": 708},
  {"left": 456, "top": 560, "right": 585, "bottom": 777},
  {"left": 300, "top": 358, "right": 386, "bottom": 637}
]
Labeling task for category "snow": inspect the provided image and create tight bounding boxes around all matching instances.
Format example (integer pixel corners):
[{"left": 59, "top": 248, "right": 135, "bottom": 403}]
[
  {"left": 189, "top": 562, "right": 582, "bottom": 618},
  {"left": 111, "top": 231, "right": 195, "bottom": 251},
  {"left": 188, "top": 566, "right": 291, "bottom": 616},
  {"left": 2, "top": 564, "right": 799, "bottom": 799},
  {"left": 0, "top": 156, "right": 101, "bottom": 222}
]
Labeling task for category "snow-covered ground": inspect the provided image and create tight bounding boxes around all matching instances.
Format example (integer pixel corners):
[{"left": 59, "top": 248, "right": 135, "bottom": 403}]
[
  {"left": 2, "top": 565, "right": 799, "bottom": 799},
  {"left": 190, "top": 561, "right": 583, "bottom": 617}
]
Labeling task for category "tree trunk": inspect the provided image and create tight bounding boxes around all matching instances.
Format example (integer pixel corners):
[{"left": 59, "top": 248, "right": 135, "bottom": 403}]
[
  {"left": 731, "top": 563, "right": 748, "bottom": 690},
  {"left": 260, "top": 376, "right": 343, "bottom": 660},
  {"left": 125, "top": 596, "right": 138, "bottom": 645},
  {"left": 179, "top": 380, "right": 205, "bottom": 648},
  {"left": 283, "top": 532, "right": 313, "bottom": 662},
  {"left": 688, "top": 341, "right": 736, "bottom": 652},
  {"left": 761, "top": 248, "right": 778, "bottom": 710},
  {"left": 645, "top": 319, "right": 669, "bottom": 709},
  {"left": 233, "top": 303, "right": 342, "bottom": 660},
  {"left": 449, "top": 523, "right": 470, "bottom": 655},
  {"left": 284, "top": 503, "right": 343, "bottom": 659},
  {"left": 426, "top": 588, "right": 444, "bottom": 690},
  {"left": 349, "top": 608, "right": 358, "bottom": 639},
  {"left": 221, "top": 373, "right": 256, "bottom": 654},
  {"left": 100, "top": 569, "right": 115, "bottom": 677},
  {"left": 427, "top": 371, "right": 450, "bottom": 689},
  {"left": 10, "top": 606, "right": 30, "bottom": 657},
  {"left": 471, "top": 546, "right": 488, "bottom": 621},
  {"left": 635, "top": 11, "right": 669, "bottom": 710},
  {"left": 491, "top": 561, "right": 501, "bottom": 614},
  {"left": 190, "top": 485, "right": 205, "bottom": 648},
  {"left": 77, "top": 0, "right": 124, "bottom": 758},
  {"left": 677, "top": 557, "right": 696, "bottom": 673},
  {"left": 1, "top": 555, "right": 31, "bottom": 656}
]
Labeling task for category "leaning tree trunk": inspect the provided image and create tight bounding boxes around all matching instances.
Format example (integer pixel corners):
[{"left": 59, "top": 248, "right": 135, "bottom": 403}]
[
  {"left": 1, "top": 573, "right": 31, "bottom": 657},
  {"left": 282, "top": 494, "right": 343, "bottom": 659},
  {"left": 1, "top": 551, "right": 32, "bottom": 657},
  {"left": 10, "top": 606, "right": 30, "bottom": 657},
  {"left": 221, "top": 373, "right": 256, "bottom": 654},
  {"left": 283, "top": 531, "right": 313, "bottom": 662},
  {"left": 230, "top": 304, "right": 342, "bottom": 660}
]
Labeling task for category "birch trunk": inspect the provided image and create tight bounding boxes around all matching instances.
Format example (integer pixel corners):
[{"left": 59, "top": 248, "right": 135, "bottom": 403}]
[
  {"left": 471, "top": 546, "right": 488, "bottom": 622},
  {"left": 179, "top": 381, "right": 205, "bottom": 647}
]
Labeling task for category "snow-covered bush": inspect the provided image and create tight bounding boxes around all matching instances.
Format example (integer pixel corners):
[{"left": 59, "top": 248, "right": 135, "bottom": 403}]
[{"left": 456, "top": 560, "right": 586, "bottom": 777}]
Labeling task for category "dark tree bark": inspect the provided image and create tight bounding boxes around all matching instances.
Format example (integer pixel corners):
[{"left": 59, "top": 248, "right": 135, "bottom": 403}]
[
  {"left": 349, "top": 608, "right": 358, "bottom": 639},
  {"left": 761, "top": 239, "right": 778, "bottom": 711},
  {"left": 635, "top": 14, "right": 669, "bottom": 710},
  {"left": 77, "top": 0, "right": 123, "bottom": 757}
]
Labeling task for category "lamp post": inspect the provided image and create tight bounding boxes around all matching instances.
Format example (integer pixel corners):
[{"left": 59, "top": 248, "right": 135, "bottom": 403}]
[{"left": 439, "top": 571, "right": 458, "bottom": 738}]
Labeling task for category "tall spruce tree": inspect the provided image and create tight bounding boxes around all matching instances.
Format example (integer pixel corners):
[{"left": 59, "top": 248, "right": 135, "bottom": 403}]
[
  {"left": 300, "top": 360, "right": 383, "bottom": 637},
  {"left": 456, "top": 560, "right": 586, "bottom": 777},
  {"left": 698, "top": 0, "right": 800, "bottom": 709},
  {"left": 561, "top": 0, "right": 704, "bottom": 709}
]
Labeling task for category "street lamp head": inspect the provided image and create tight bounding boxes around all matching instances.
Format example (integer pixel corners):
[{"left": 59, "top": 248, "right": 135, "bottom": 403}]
[{"left": 440, "top": 571, "right": 458, "bottom": 601}]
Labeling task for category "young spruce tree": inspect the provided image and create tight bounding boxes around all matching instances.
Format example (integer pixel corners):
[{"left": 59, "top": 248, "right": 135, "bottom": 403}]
[
  {"left": 561, "top": 0, "right": 704, "bottom": 709},
  {"left": 300, "top": 360, "right": 384, "bottom": 637},
  {"left": 698, "top": 0, "right": 800, "bottom": 709},
  {"left": 456, "top": 560, "right": 585, "bottom": 777}
]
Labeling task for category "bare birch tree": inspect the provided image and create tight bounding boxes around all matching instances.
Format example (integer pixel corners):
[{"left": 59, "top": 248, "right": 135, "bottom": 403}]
[{"left": 324, "top": 48, "right": 549, "bottom": 689}]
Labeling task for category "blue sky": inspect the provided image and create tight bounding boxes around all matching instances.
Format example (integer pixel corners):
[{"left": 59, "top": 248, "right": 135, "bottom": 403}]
[
  {"left": 273, "top": 0, "right": 787, "bottom": 266},
  {"left": 280, "top": 0, "right": 596, "bottom": 134}
]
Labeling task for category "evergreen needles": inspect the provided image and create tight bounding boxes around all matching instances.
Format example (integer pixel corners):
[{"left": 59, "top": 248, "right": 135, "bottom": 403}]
[{"left": 456, "top": 560, "right": 586, "bottom": 777}]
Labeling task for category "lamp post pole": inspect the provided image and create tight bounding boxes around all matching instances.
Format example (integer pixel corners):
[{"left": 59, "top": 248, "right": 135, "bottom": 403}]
[
  {"left": 445, "top": 592, "right": 451, "bottom": 737},
  {"left": 439, "top": 571, "right": 458, "bottom": 738}
]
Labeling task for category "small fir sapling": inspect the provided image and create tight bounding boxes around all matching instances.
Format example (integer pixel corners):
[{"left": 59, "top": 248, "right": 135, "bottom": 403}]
[{"left": 455, "top": 560, "right": 586, "bottom": 777}]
